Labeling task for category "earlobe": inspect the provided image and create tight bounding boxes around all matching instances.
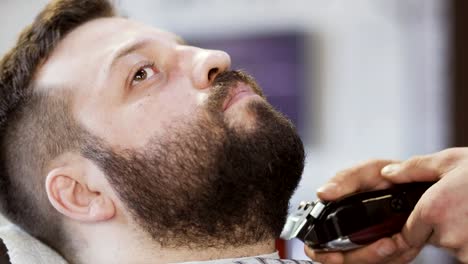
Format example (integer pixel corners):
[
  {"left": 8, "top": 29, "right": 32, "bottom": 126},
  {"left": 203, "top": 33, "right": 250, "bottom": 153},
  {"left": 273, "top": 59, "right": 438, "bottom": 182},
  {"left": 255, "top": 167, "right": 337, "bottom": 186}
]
[
  {"left": 89, "top": 195, "right": 115, "bottom": 220},
  {"left": 45, "top": 166, "right": 115, "bottom": 222}
]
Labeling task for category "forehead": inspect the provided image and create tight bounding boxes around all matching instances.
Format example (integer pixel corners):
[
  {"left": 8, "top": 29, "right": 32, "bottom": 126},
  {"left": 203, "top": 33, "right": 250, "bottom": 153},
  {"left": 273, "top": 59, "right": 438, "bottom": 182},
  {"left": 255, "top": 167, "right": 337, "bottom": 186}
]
[
  {"left": 61, "top": 17, "right": 179, "bottom": 50},
  {"left": 35, "top": 17, "right": 179, "bottom": 89}
]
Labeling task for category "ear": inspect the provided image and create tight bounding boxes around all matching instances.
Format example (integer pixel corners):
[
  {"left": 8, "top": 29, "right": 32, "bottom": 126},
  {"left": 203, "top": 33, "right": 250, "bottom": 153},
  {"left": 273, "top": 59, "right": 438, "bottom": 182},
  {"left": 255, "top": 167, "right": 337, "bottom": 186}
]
[{"left": 45, "top": 154, "right": 115, "bottom": 222}]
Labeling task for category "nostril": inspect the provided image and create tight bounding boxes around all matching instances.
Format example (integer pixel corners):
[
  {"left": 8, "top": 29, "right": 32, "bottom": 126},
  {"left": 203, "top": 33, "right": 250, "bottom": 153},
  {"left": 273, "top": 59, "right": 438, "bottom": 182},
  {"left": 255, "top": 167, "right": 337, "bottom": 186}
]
[{"left": 208, "top": 67, "right": 219, "bottom": 82}]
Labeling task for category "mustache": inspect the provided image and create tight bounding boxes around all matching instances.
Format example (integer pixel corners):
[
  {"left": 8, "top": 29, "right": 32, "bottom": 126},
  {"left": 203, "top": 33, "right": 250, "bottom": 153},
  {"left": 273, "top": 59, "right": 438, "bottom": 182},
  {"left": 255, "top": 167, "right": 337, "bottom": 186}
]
[{"left": 206, "top": 70, "right": 265, "bottom": 111}]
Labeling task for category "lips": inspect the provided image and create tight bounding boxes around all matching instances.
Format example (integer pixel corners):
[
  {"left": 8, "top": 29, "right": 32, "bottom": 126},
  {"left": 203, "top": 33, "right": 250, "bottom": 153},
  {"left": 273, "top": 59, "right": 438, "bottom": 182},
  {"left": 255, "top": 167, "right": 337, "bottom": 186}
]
[{"left": 222, "top": 82, "right": 258, "bottom": 111}]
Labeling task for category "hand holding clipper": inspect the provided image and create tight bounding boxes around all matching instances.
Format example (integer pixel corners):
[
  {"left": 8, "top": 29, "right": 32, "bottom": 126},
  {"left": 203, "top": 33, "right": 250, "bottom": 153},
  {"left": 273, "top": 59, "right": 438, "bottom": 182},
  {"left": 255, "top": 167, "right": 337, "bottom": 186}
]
[{"left": 281, "top": 182, "right": 434, "bottom": 251}]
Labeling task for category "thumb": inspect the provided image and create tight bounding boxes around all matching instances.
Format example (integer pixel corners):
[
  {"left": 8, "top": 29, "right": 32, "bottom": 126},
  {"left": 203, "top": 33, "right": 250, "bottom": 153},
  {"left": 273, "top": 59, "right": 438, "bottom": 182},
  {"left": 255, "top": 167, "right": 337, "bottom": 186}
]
[{"left": 380, "top": 150, "right": 459, "bottom": 183}]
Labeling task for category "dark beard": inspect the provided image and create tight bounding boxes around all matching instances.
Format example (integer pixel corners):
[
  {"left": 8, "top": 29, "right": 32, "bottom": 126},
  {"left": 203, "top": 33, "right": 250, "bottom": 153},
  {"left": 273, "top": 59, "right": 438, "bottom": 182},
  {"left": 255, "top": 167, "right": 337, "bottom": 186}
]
[{"left": 82, "top": 71, "right": 305, "bottom": 248}]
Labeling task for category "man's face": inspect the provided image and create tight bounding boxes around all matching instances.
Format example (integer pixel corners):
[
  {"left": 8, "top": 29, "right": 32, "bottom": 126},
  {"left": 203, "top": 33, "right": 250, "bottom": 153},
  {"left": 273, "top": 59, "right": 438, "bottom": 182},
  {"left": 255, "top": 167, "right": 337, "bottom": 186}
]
[
  {"left": 36, "top": 17, "right": 304, "bottom": 247},
  {"left": 37, "top": 17, "right": 237, "bottom": 149}
]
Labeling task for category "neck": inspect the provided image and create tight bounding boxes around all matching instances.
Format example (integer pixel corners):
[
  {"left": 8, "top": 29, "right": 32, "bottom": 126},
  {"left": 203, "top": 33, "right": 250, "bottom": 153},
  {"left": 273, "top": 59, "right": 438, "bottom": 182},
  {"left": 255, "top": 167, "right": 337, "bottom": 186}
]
[
  {"left": 149, "top": 242, "right": 277, "bottom": 263},
  {"left": 69, "top": 221, "right": 277, "bottom": 264}
]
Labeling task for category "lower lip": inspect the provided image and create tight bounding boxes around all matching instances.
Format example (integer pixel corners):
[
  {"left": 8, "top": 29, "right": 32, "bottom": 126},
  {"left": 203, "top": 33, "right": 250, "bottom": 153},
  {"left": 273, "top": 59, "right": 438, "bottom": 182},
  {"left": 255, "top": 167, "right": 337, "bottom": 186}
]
[{"left": 224, "top": 90, "right": 258, "bottom": 111}]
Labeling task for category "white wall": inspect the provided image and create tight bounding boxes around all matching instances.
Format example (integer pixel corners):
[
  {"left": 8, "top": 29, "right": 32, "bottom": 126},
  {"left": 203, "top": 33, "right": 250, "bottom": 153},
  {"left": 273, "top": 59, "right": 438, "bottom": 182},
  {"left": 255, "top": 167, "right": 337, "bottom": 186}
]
[{"left": 0, "top": 0, "right": 452, "bottom": 262}]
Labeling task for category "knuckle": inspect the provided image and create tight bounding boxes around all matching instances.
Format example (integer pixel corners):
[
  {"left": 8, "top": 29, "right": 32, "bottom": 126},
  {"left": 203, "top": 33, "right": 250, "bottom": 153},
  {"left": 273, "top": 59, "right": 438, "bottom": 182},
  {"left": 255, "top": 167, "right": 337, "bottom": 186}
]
[
  {"left": 418, "top": 190, "right": 447, "bottom": 225},
  {"left": 435, "top": 227, "right": 464, "bottom": 249},
  {"left": 405, "top": 155, "right": 426, "bottom": 168},
  {"left": 432, "top": 227, "right": 463, "bottom": 250},
  {"left": 392, "top": 233, "right": 411, "bottom": 251},
  {"left": 438, "top": 236, "right": 460, "bottom": 249},
  {"left": 333, "top": 168, "right": 357, "bottom": 184},
  {"left": 360, "top": 158, "right": 389, "bottom": 168},
  {"left": 437, "top": 148, "right": 462, "bottom": 168}
]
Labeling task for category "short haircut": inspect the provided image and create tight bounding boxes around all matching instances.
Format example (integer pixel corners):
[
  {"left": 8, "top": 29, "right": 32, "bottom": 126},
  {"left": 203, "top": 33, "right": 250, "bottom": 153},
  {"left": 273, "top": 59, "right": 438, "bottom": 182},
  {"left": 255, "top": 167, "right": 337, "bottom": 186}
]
[{"left": 0, "top": 0, "right": 115, "bottom": 253}]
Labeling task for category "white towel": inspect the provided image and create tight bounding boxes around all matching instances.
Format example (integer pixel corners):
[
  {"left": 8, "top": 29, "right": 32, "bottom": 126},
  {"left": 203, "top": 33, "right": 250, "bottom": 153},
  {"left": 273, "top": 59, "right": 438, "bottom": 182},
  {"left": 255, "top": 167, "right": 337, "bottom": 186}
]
[{"left": 0, "top": 224, "right": 67, "bottom": 264}]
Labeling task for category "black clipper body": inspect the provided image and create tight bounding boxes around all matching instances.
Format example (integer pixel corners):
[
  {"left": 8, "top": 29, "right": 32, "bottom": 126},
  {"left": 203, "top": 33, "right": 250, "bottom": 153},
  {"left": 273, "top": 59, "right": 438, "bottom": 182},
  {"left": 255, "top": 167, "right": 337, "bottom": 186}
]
[{"left": 280, "top": 182, "right": 434, "bottom": 251}]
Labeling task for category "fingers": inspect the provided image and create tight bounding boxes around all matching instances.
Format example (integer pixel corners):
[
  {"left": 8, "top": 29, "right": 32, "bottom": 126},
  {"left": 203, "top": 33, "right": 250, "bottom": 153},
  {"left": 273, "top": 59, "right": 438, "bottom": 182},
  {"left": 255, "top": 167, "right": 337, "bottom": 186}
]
[
  {"left": 304, "top": 246, "right": 343, "bottom": 264},
  {"left": 383, "top": 247, "right": 421, "bottom": 264},
  {"left": 381, "top": 148, "right": 462, "bottom": 183},
  {"left": 317, "top": 160, "right": 396, "bottom": 201},
  {"left": 386, "top": 233, "right": 421, "bottom": 264},
  {"left": 342, "top": 238, "right": 398, "bottom": 264},
  {"left": 379, "top": 234, "right": 420, "bottom": 264},
  {"left": 305, "top": 238, "right": 398, "bottom": 264},
  {"left": 399, "top": 203, "right": 433, "bottom": 249}
]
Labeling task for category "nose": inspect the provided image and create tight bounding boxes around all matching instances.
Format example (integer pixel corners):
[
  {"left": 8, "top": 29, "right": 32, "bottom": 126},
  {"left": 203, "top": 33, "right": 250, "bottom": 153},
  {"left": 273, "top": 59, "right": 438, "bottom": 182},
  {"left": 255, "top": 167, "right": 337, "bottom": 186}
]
[{"left": 184, "top": 47, "right": 231, "bottom": 89}]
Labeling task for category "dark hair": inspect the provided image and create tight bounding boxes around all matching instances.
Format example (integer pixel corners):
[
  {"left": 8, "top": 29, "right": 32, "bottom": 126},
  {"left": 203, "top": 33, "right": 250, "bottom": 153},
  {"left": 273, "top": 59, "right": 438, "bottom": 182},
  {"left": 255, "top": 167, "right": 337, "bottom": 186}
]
[{"left": 0, "top": 0, "right": 115, "bottom": 254}]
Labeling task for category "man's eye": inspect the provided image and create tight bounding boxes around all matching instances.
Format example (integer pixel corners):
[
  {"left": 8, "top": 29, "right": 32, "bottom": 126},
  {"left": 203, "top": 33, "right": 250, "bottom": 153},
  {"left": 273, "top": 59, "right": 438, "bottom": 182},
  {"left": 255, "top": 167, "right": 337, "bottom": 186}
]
[{"left": 131, "top": 64, "right": 157, "bottom": 86}]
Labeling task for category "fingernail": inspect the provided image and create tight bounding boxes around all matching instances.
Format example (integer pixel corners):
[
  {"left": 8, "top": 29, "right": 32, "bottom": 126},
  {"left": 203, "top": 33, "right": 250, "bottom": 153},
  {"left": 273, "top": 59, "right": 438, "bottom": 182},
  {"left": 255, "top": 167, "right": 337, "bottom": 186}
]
[
  {"left": 377, "top": 243, "right": 396, "bottom": 257},
  {"left": 381, "top": 164, "right": 401, "bottom": 176},
  {"left": 317, "top": 182, "right": 338, "bottom": 194}
]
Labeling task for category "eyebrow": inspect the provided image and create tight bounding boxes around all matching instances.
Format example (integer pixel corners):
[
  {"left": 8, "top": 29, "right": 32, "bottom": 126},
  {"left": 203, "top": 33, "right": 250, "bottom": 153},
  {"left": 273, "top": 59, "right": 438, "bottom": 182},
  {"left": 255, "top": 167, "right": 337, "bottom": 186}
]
[
  {"left": 107, "top": 35, "right": 187, "bottom": 71},
  {"left": 108, "top": 38, "right": 154, "bottom": 70}
]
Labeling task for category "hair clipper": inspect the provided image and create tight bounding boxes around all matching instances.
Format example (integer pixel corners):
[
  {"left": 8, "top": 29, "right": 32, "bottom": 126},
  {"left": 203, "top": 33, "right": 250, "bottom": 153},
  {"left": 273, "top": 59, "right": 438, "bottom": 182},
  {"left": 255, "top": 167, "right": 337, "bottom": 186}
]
[{"left": 280, "top": 181, "right": 434, "bottom": 251}]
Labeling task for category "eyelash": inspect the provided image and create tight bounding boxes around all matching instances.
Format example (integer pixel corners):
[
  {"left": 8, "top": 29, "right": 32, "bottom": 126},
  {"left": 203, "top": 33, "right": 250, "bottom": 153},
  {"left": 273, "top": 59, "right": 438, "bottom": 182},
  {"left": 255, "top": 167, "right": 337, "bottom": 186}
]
[{"left": 139, "top": 61, "right": 155, "bottom": 71}]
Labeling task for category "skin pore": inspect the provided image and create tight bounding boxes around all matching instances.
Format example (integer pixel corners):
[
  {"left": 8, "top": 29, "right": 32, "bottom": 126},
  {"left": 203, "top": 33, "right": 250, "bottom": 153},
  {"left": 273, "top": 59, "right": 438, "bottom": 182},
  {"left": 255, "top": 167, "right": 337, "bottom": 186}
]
[{"left": 35, "top": 17, "right": 304, "bottom": 263}]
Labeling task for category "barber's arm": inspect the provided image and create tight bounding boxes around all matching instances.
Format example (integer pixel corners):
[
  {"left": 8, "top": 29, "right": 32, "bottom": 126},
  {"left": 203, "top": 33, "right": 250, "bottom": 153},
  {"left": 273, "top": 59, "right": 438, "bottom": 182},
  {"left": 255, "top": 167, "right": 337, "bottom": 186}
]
[{"left": 305, "top": 148, "right": 468, "bottom": 264}]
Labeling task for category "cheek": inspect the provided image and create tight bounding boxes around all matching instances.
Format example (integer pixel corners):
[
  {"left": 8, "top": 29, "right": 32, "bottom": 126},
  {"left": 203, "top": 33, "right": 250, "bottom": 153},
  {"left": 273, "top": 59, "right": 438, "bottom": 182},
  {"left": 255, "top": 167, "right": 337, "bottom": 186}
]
[
  {"left": 153, "top": 87, "right": 201, "bottom": 118},
  {"left": 77, "top": 83, "right": 203, "bottom": 148},
  {"left": 125, "top": 89, "right": 200, "bottom": 134}
]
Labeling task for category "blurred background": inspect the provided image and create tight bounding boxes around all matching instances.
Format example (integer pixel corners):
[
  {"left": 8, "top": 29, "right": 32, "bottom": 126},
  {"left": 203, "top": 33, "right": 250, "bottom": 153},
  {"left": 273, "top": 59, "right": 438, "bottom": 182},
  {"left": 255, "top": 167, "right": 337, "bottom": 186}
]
[{"left": 0, "top": 0, "right": 466, "bottom": 263}]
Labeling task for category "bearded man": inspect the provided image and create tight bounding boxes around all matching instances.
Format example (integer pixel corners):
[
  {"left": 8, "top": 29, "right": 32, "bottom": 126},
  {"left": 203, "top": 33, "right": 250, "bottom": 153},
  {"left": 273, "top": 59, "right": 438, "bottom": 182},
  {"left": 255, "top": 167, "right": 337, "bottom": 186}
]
[{"left": 0, "top": 0, "right": 309, "bottom": 263}]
